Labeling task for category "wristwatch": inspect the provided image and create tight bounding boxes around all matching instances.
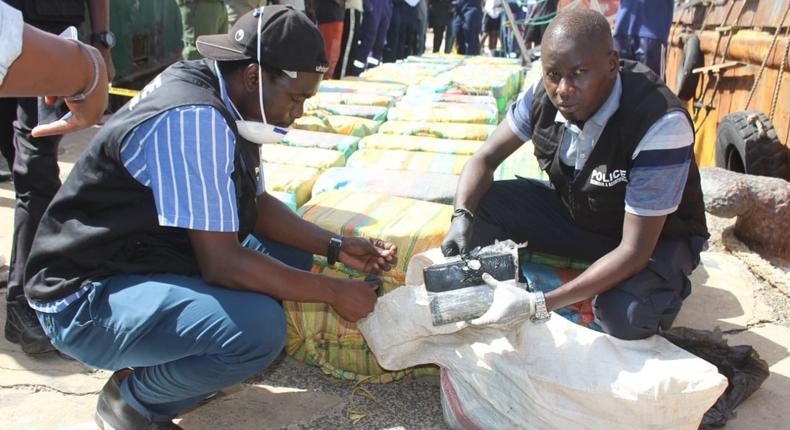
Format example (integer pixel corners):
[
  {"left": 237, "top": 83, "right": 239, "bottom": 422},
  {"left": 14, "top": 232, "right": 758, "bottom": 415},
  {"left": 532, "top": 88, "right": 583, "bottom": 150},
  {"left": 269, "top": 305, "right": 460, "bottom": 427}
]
[
  {"left": 90, "top": 31, "right": 116, "bottom": 49},
  {"left": 531, "top": 291, "right": 551, "bottom": 323},
  {"left": 327, "top": 236, "right": 343, "bottom": 266}
]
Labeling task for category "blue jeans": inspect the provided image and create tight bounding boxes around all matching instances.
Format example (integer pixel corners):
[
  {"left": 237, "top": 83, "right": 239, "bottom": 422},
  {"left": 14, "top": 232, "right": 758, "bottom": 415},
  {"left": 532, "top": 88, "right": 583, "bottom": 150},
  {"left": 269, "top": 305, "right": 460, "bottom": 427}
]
[{"left": 37, "top": 235, "right": 312, "bottom": 421}]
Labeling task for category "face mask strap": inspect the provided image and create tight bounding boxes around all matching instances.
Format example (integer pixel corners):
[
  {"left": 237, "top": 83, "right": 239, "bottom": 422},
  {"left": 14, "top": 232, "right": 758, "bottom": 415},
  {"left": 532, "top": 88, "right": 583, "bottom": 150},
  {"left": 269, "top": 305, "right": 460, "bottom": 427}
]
[{"left": 256, "top": 7, "right": 268, "bottom": 126}]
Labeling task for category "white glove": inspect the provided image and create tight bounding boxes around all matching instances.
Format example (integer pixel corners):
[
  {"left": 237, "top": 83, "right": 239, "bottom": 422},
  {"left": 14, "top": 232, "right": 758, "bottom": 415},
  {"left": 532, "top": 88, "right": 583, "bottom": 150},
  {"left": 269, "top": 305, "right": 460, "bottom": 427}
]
[{"left": 470, "top": 273, "right": 537, "bottom": 327}]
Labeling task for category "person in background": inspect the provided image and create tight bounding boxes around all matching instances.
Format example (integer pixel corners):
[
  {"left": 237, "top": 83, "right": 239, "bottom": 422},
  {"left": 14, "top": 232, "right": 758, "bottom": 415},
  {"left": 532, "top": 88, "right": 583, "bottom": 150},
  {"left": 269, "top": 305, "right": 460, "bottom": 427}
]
[
  {"left": 1, "top": 0, "right": 113, "bottom": 357},
  {"left": 316, "top": 0, "right": 346, "bottom": 79},
  {"left": 415, "top": 0, "right": 429, "bottom": 56},
  {"left": 451, "top": 0, "right": 482, "bottom": 55},
  {"left": 176, "top": 0, "right": 229, "bottom": 60},
  {"left": 481, "top": 0, "right": 503, "bottom": 56},
  {"left": 523, "top": 0, "right": 557, "bottom": 48},
  {"left": 348, "top": 0, "right": 393, "bottom": 75},
  {"left": 428, "top": 0, "right": 455, "bottom": 53},
  {"left": 384, "top": 0, "right": 419, "bottom": 63},
  {"left": 333, "top": 0, "right": 364, "bottom": 79},
  {"left": 25, "top": 7, "right": 396, "bottom": 429},
  {"left": 225, "top": 0, "right": 263, "bottom": 25},
  {"left": 613, "top": 0, "right": 674, "bottom": 79}
]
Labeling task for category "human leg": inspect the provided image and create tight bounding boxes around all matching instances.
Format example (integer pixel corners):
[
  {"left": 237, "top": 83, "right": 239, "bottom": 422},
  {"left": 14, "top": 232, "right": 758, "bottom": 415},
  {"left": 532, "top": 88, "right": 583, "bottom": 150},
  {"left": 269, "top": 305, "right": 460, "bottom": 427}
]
[{"left": 177, "top": 0, "right": 229, "bottom": 60}]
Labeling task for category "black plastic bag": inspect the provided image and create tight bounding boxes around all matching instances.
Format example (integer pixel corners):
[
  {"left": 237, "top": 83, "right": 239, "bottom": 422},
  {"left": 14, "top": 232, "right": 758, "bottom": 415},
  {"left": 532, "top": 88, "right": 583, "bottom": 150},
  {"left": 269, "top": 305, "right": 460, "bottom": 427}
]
[{"left": 661, "top": 327, "right": 770, "bottom": 429}]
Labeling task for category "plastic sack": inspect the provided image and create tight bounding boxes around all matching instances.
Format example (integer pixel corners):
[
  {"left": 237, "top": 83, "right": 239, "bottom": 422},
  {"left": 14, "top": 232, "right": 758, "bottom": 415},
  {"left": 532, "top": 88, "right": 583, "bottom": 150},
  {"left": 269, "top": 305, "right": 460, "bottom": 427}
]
[
  {"left": 358, "top": 249, "right": 728, "bottom": 430},
  {"left": 378, "top": 121, "right": 495, "bottom": 141},
  {"left": 347, "top": 149, "right": 471, "bottom": 176},
  {"left": 293, "top": 111, "right": 382, "bottom": 137},
  {"left": 493, "top": 141, "right": 548, "bottom": 181},
  {"left": 319, "top": 79, "right": 407, "bottom": 98},
  {"left": 387, "top": 102, "right": 499, "bottom": 125},
  {"left": 304, "top": 102, "right": 388, "bottom": 121},
  {"left": 306, "top": 92, "right": 395, "bottom": 108},
  {"left": 312, "top": 167, "right": 458, "bottom": 204},
  {"left": 359, "top": 133, "right": 483, "bottom": 155},
  {"left": 661, "top": 327, "right": 770, "bottom": 429}
]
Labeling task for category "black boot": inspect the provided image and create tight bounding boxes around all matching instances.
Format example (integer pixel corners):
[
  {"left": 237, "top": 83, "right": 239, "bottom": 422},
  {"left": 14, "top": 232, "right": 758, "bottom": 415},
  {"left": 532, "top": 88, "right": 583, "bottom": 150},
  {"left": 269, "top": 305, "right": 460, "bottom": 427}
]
[
  {"left": 4, "top": 298, "right": 55, "bottom": 354},
  {"left": 95, "top": 370, "right": 183, "bottom": 430}
]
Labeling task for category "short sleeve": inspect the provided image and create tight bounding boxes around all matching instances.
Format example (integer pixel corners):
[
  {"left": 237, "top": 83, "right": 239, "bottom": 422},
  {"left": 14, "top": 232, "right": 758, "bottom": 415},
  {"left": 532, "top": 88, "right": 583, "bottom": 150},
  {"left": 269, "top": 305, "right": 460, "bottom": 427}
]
[
  {"left": 505, "top": 72, "right": 542, "bottom": 142},
  {"left": 625, "top": 111, "right": 694, "bottom": 216},
  {"left": 0, "top": 3, "right": 24, "bottom": 86}
]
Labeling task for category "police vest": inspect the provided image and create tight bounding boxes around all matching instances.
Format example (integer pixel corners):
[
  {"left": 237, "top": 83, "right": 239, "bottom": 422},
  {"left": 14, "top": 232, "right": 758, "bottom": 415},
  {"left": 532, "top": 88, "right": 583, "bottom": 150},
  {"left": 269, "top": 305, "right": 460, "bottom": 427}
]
[{"left": 529, "top": 60, "right": 708, "bottom": 240}]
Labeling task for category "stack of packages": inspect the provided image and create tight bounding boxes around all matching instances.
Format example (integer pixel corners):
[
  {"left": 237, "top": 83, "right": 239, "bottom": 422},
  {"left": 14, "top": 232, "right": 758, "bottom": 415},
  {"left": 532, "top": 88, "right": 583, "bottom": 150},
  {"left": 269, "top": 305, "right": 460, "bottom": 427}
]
[{"left": 272, "top": 54, "right": 553, "bottom": 383}]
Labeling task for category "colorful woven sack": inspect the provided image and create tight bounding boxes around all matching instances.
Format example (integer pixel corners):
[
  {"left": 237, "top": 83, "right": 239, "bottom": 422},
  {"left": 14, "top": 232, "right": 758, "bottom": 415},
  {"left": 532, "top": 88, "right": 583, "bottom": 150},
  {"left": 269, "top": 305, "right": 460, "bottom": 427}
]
[
  {"left": 359, "top": 134, "right": 483, "bottom": 155},
  {"left": 258, "top": 144, "right": 345, "bottom": 170},
  {"left": 262, "top": 163, "right": 321, "bottom": 210},
  {"left": 293, "top": 111, "right": 382, "bottom": 137},
  {"left": 307, "top": 92, "right": 395, "bottom": 107},
  {"left": 311, "top": 167, "right": 458, "bottom": 204},
  {"left": 304, "top": 102, "right": 388, "bottom": 121},
  {"left": 319, "top": 79, "right": 407, "bottom": 98},
  {"left": 493, "top": 141, "right": 547, "bottom": 181},
  {"left": 279, "top": 129, "right": 360, "bottom": 161},
  {"left": 285, "top": 190, "right": 453, "bottom": 382},
  {"left": 378, "top": 121, "right": 495, "bottom": 141},
  {"left": 387, "top": 102, "right": 498, "bottom": 125},
  {"left": 347, "top": 149, "right": 471, "bottom": 175}
]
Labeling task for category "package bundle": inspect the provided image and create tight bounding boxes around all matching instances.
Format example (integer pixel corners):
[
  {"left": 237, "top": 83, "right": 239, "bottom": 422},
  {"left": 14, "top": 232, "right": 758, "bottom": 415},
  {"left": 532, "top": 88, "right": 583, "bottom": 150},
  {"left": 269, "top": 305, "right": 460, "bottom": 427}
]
[
  {"left": 378, "top": 121, "right": 495, "bottom": 141},
  {"left": 312, "top": 167, "right": 458, "bottom": 204},
  {"left": 347, "top": 149, "right": 471, "bottom": 176},
  {"left": 262, "top": 163, "right": 321, "bottom": 210},
  {"left": 258, "top": 144, "right": 345, "bottom": 170},
  {"left": 359, "top": 134, "right": 483, "bottom": 155},
  {"left": 293, "top": 111, "right": 382, "bottom": 137},
  {"left": 493, "top": 141, "right": 547, "bottom": 181},
  {"left": 278, "top": 129, "right": 360, "bottom": 161},
  {"left": 319, "top": 79, "right": 407, "bottom": 98},
  {"left": 387, "top": 102, "right": 498, "bottom": 125},
  {"left": 285, "top": 190, "right": 453, "bottom": 382},
  {"left": 303, "top": 103, "right": 388, "bottom": 121},
  {"left": 306, "top": 92, "right": 395, "bottom": 108}
]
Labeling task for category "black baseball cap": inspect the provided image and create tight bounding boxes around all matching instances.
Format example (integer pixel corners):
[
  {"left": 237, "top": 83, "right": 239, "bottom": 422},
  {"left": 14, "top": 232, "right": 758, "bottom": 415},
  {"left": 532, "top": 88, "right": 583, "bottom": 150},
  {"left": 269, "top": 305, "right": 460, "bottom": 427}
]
[{"left": 196, "top": 5, "right": 328, "bottom": 78}]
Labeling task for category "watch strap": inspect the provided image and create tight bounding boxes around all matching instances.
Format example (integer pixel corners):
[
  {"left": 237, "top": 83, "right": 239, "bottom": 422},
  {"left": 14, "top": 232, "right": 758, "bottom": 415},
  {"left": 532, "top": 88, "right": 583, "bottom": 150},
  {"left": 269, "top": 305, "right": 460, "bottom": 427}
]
[
  {"left": 531, "top": 290, "right": 550, "bottom": 322},
  {"left": 327, "top": 236, "right": 343, "bottom": 266}
]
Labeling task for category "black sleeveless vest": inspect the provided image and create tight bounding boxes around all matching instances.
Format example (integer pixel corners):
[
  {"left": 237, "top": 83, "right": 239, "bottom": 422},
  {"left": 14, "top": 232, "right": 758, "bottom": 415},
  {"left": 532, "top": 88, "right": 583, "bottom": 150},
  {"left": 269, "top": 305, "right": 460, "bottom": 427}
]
[
  {"left": 529, "top": 60, "right": 708, "bottom": 240},
  {"left": 25, "top": 60, "right": 261, "bottom": 302}
]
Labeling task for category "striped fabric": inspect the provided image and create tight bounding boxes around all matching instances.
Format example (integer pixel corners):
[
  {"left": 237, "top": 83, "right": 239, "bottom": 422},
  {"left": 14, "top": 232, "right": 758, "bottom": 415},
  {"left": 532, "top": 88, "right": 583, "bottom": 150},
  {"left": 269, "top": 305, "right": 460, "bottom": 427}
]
[
  {"left": 293, "top": 111, "right": 382, "bottom": 137},
  {"left": 258, "top": 144, "right": 346, "bottom": 170},
  {"left": 279, "top": 129, "right": 360, "bottom": 160},
  {"left": 359, "top": 134, "right": 483, "bottom": 155},
  {"left": 262, "top": 163, "right": 321, "bottom": 210},
  {"left": 347, "top": 149, "right": 472, "bottom": 176},
  {"left": 378, "top": 121, "right": 495, "bottom": 141},
  {"left": 387, "top": 102, "right": 499, "bottom": 125},
  {"left": 312, "top": 167, "right": 458, "bottom": 204},
  {"left": 119, "top": 105, "right": 240, "bottom": 232},
  {"left": 285, "top": 190, "right": 452, "bottom": 382}
]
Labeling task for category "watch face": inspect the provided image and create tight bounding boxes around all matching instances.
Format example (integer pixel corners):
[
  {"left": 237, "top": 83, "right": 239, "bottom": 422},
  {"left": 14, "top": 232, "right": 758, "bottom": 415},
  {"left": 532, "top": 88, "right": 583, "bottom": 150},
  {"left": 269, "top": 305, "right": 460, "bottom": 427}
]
[{"left": 105, "top": 32, "right": 116, "bottom": 48}]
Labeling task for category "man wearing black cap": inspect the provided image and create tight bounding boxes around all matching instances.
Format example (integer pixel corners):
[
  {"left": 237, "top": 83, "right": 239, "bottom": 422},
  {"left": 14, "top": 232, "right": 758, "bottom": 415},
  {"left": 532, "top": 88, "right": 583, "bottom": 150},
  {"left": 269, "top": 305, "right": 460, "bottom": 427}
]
[{"left": 23, "top": 6, "right": 396, "bottom": 429}]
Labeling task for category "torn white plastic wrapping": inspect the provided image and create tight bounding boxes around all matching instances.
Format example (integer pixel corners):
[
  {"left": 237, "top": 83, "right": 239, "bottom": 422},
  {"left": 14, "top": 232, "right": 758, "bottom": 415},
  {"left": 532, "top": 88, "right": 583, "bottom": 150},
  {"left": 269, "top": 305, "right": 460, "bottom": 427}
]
[{"left": 357, "top": 248, "right": 728, "bottom": 430}]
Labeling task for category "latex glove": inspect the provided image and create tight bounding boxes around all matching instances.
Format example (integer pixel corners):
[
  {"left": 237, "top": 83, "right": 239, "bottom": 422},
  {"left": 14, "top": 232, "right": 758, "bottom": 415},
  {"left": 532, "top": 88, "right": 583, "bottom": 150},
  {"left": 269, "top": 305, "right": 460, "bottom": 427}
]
[
  {"left": 471, "top": 273, "right": 536, "bottom": 327},
  {"left": 441, "top": 214, "right": 473, "bottom": 257}
]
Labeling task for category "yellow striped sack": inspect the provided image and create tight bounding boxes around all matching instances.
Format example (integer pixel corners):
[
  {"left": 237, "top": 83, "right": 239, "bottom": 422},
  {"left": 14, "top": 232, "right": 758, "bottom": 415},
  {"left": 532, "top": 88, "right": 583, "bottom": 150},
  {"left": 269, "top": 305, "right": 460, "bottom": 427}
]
[
  {"left": 493, "top": 141, "right": 548, "bottom": 181},
  {"left": 319, "top": 79, "right": 407, "bottom": 98},
  {"left": 378, "top": 121, "right": 495, "bottom": 141},
  {"left": 259, "top": 144, "right": 345, "bottom": 170},
  {"left": 285, "top": 190, "right": 453, "bottom": 382},
  {"left": 359, "top": 134, "right": 483, "bottom": 155},
  {"left": 307, "top": 92, "right": 395, "bottom": 107},
  {"left": 293, "top": 111, "right": 382, "bottom": 137},
  {"left": 263, "top": 163, "right": 321, "bottom": 210},
  {"left": 386, "top": 102, "right": 498, "bottom": 125},
  {"left": 347, "top": 149, "right": 471, "bottom": 175}
]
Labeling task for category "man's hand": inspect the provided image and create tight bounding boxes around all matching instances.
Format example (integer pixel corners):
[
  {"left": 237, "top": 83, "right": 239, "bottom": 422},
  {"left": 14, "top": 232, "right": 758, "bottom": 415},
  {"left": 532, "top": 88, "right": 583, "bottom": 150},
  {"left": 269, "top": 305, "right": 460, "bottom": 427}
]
[
  {"left": 31, "top": 44, "right": 108, "bottom": 138},
  {"left": 441, "top": 214, "right": 473, "bottom": 257},
  {"left": 328, "top": 277, "right": 379, "bottom": 322},
  {"left": 470, "top": 273, "right": 536, "bottom": 327},
  {"left": 339, "top": 237, "right": 397, "bottom": 274}
]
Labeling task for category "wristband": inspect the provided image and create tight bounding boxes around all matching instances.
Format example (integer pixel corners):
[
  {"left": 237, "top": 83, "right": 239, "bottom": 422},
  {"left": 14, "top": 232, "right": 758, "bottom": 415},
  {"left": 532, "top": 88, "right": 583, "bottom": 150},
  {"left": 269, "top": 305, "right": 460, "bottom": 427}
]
[
  {"left": 327, "top": 236, "right": 343, "bottom": 266},
  {"left": 65, "top": 41, "right": 101, "bottom": 102},
  {"left": 451, "top": 207, "right": 474, "bottom": 222}
]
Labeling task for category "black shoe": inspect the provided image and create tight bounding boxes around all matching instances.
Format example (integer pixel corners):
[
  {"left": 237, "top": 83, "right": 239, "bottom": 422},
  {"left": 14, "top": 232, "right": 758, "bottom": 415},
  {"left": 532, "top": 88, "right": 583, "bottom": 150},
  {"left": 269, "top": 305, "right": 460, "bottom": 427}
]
[
  {"left": 4, "top": 298, "right": 56, "bottom": 354},
  {"left": 96, "top": 370, "right": 184, "bottom": 430}
]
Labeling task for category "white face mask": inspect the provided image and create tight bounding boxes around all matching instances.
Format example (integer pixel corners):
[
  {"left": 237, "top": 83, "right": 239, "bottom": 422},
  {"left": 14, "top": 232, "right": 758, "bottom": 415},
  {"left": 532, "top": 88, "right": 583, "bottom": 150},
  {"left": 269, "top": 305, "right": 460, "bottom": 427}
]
[{"left": 231, "top": 7, "right": 290, "bottom": 145}]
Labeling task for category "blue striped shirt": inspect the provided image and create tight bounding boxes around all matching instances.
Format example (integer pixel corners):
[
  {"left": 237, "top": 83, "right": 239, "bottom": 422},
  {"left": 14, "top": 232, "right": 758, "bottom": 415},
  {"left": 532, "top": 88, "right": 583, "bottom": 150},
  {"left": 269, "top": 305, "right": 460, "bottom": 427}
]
[
  {"left": 507, "top": 72, "right": 693, "bottom": 217},
  {"left": 30, "top": 62, "right": 261, "bottom": 313}
]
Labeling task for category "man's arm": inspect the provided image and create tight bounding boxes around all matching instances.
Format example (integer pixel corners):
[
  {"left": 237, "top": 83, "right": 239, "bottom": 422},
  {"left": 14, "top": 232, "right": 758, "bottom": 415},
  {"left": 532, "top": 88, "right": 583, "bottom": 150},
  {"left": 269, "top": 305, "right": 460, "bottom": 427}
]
[
  {"left": 87, "top": 0, "right": 115, "bottom": 81},
  {"left": 544, "top": 213, "right": 665, "bottom": 311}
]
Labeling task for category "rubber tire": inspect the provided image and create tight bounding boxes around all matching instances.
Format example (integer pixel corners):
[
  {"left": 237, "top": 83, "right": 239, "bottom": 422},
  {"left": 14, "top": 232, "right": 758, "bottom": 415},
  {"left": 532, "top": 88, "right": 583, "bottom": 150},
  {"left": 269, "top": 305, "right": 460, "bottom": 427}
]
[
  {"left": 675, "top": 34, "right": 702, "bottom": 100},
  {"left": 715, "top": 111, "right": 790, "bottom": 180}
]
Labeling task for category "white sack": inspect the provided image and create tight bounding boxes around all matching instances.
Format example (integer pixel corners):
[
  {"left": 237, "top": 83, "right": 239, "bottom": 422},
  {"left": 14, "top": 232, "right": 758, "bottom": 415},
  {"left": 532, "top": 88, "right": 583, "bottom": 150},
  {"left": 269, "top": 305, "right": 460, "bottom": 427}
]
[{"left": 358, "top": 249, "right": 727, "bottom": 430}]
